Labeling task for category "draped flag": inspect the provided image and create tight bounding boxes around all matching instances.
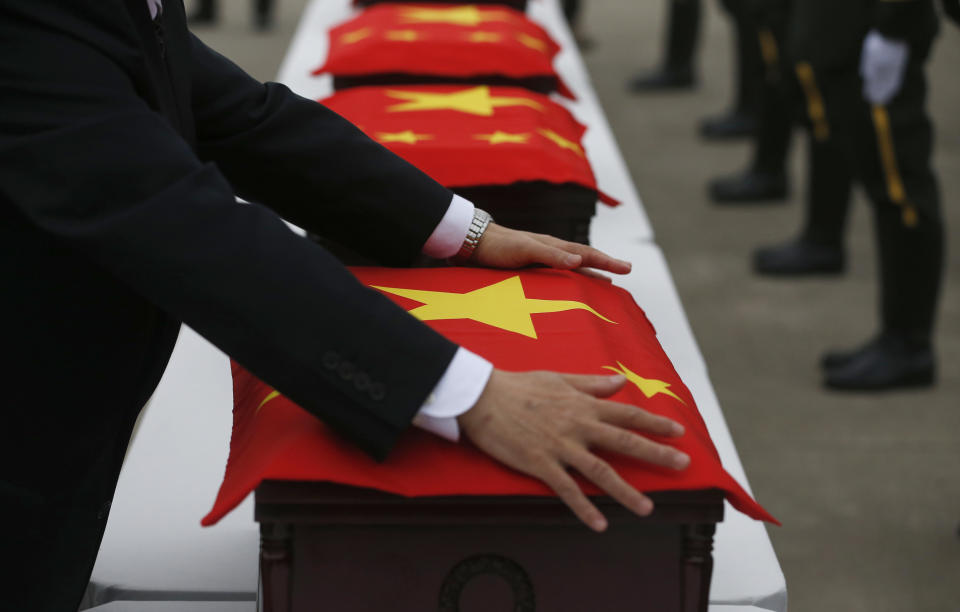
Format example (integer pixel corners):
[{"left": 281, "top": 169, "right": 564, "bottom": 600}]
[
  {"left": 315, "top": 4, "right": 571, "bottom": 97},
  {"left": 203, "top": 268, "right": 776, "bottom": 526},
  {"left": 320, "top": 84, "right": 617, "bottom": 205},
  {"left": 356, "top": 0, "right": 528, "bottom": 10}
]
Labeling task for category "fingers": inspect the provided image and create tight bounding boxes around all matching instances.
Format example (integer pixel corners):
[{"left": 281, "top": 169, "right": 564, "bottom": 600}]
[
  {"left": 523, "top": 239, "right": 584, "bottom": 269},
  {"left": 535, "top": 234, "right": 631, "bottom": 274},
  {"left": 583, "top": 421, "right": 690, "bottom": 470},
  {"left": 560, "top": 373, "right": 628, "bottom": 398},
  {"left": 593, "top": 400, "right": 685, "bottom": 437},
  {"left": 561, "top": 447, "right": 654, "bottom": 520},
  {"left": 539, "top": 462, "right": 609, "bottom": 532},
  {"left": 573, "top": 267, "right": 613, "bottom": 283}
]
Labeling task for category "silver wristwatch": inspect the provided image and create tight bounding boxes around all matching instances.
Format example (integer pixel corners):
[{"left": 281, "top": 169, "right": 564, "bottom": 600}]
[{"left": 453, "top": 208, "right": 493, "bottom": 263}]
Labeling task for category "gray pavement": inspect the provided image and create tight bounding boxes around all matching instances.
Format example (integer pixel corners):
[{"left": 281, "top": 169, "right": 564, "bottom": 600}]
[{"left": 191, "top": 0, "right": 959, "bottom": 610}]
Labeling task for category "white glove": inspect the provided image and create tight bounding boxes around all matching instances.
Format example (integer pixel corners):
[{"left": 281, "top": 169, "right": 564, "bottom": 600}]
[{"left": 860, "top": 29, "right": 909, "bottom": 105}]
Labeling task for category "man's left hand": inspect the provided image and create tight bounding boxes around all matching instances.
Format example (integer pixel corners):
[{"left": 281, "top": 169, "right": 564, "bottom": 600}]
[{"left": 471, "top": 223, "right": 632, "bottom": 274}]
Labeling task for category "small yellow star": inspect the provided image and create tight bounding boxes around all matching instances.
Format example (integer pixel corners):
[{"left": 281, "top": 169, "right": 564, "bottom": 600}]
[
  {"left": 516, "top": 33, "right": 548, "bottom": 53},
  {"left": 255, "top": 390, "right": 280, "bottom": 414},
  {"left": 385, "top": 86, "right": 543, "bottom": 116},
  {"left": 603, "top": 361, "right": 685, "bottom": 404},
  {"left": 474, "top": 131, "right": 531, "bottom": 145},
  {"left": 538, "top": 128, "right": 584, "bottom": 157},
  {"left": 372, "top": 275, "right": 616, "bottom": 339},
  {"left": 400, "top": 6, "right": 510, "bottom": 27},
  {"left": 340, "top": 27, "right": 372, "bottom": 44},
  {"left": 375, "top": 130, "right": 433, "bottom": 144},
  {"left": 467, "top": 31, "right": 502, "bottom": 43},
  {"left": 385, "top": 29, "right": 420, "bottom": 42}
]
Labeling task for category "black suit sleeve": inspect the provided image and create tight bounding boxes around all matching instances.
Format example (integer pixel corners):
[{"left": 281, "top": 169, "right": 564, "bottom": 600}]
[
  {"left": 188, "top": 35, "right": 454, "bottom": 265},
  {"left": 0, "top": 2, "right": 457, "bottom": 460}
]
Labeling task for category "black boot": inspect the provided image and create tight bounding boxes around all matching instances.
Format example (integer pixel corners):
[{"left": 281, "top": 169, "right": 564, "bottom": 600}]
[
  {"left": 188, "top": 0, "right": 217, "bottom": 25},
  {"left": 823, "top": 334, "right": 935, "bottom": 391},
  {"left": 629, "top": 0, "right": 700, "bottom": 92},
  {"left": 627, "top": 66, "right": 695, "bottom": 91},
  {"left": 709, "top": 169, "right": 788, "bottom": 202},
  {"left": 699, "top": 111, "right": 757, "bottom": 140},
  {"left": 753, "top": 238, "right": 844, "bottom": 276}
]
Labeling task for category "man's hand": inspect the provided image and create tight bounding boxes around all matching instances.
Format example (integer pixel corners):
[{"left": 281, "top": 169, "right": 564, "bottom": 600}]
[
  {"left": 471, "top": 223, "right": 632, "bottom": 275},
  {"left": 458, "top": 370, "right": 689, "bottom": 532},
  {"left": 860, "top": 30, "right": 909, "bottom": 106}
]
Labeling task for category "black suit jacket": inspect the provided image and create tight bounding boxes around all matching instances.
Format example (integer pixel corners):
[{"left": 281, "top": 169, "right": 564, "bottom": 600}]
[{"left": 0, "top": 0, "right": 460, "bottom": 465}]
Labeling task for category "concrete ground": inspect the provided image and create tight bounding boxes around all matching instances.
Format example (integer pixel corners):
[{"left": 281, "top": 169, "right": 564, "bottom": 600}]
[{"left": 191, "top": 1, "right": 959, "bottom": 610}]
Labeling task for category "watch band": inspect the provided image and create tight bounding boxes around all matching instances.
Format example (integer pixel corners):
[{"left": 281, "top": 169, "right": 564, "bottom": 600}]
[{"left": 453, "top": 208, "right": 493, "bottom": 263}]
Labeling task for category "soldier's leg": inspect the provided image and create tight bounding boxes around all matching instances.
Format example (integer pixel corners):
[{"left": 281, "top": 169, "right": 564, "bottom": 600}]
[
  {"left": 823, "top": 60, "right": 942, "bottom": 389},
  {"left": 709, "top": 16, "right": 795, "bottom": 202},
  {"left": 628, "top": 0, "right": 700, "bottom": 91},
  {"left": 188, "top": 0, "right": 217, "bottom": 24},
  {"left": 753, "top": 63, "right": 853, "bottom": 275},
  {"left": 699, "top": 0, "right": 764, "bottom": 139}
]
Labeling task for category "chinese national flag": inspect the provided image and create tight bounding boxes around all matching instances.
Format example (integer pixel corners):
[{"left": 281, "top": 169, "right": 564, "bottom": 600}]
[
  {"left": 203, "top": 268, "right": 776, "bottom": 526},
  {"left": 315, "top": 4, "right": 571, "bottom": 97},
  {"left": 356, "top": 0, "right": 528, "bottom": 10},
  {"left": 320, "top": 85, "right": 616, "bottom": 205}
]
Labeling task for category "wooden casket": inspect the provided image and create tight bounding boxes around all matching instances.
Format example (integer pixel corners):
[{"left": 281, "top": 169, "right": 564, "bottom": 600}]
[{"left": 256, "top": 481, "right": 723, "bottom": 612}]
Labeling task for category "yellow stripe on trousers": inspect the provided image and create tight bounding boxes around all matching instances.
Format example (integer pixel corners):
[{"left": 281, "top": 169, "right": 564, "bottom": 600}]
[
  {"left": 795, "top": 62, "right": 830, "bottom": 142},
  {"left": 870, "top": 104, "right": 918, "bottom": 227}
]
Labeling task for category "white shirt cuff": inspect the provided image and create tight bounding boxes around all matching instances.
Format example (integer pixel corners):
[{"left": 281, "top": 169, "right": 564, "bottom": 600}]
[
  {"left": 421, "top": 194, "right": 475, "bottom": 259},
  {"left": 412, "top": 347, "right": 493, "bottom": 442}
]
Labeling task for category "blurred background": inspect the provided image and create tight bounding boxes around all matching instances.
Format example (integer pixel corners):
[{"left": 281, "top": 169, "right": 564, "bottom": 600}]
[{"left": 187, "top": 0, "right": 960, "bottom": 609}]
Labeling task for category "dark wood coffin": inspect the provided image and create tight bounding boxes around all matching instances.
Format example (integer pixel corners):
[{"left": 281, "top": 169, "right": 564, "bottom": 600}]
[
  {"left": 332, "top": 74, "right": 556, "bottom": 96},
  {"left": 255, "top": 481, "right": 723, "bottom": 612},
  {"left": 308, "top": 181, "right": 596, "bottom": 266}
]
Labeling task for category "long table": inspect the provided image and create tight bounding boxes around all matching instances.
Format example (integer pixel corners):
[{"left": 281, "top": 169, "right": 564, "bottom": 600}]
[{"left": 87, "top": 0, "right": 786, "bottom": 610}]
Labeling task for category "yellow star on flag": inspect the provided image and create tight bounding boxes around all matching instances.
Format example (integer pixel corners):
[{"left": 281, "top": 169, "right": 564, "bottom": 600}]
[
  {"left": 400, "top": 6, "right": 510, "bottom": 27},
  {"left": 516, "top": 33, "right": 548, "bottom": 52},
  {"left": 372, "top": 275, "right": 616, "bottom": 339},
  {"left": 255, "top": 390, "right": 280, "bottom": 414},
  {"left": 385, "top": 29, "right": 420, "bottom": 42},
  {"left": 603, "top": 361, "right": 685, "bottom": 404},
  {"left": 467, "top": 31, "right": 502, "bottom": 43},
  {"left": 385, "top": 86, "right": 544, "bottom": 116},
  {"left": 340, "top": 27, "right": 373, "bottom": 44},
  {"left": 538, "top": 128, "right": 584, "bottom": 157},
  {"left": 376, "top": 130, "right": 433, "bottom": 144},
  {"left": 474, "top": 131, "right": 530, "bottom": 145}
]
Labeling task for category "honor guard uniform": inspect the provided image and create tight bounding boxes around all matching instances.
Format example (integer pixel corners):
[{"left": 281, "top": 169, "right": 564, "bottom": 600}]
[
  {"left": 709, "top": 0, "right": 795, "bottom": 201},
  {"left": 758, "top": 0, "right": 944, "bottom": 389}
]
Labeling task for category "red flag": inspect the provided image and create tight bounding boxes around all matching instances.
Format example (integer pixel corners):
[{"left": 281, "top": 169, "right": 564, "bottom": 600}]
[
  {"left": 320, "top": 85, "right": 617, "bottom": 205},
  {"left": 356, "top": 0, "right": 528, "bottom": 10},
  {"left": 315, "top": 4, "right": 571, "bottom": 97},
  {"left": 203, "top": 268, "right": 776, "bottom": 526}
]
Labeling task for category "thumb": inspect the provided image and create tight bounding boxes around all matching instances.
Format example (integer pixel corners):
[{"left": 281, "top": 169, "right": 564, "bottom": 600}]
[{"left": 561, "top": 373, "right": 627, "bottom": 398}]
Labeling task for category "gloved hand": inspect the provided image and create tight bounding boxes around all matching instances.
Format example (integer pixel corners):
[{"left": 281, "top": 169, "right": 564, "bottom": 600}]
[{"left": 860, "top": 29, "right": 909, "bottom": 105}]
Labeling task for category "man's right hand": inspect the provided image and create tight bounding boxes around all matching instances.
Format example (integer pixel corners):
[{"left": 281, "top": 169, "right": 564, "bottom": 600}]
[{"left": 457, "top": 370, "right": 690, "bottom": 532}]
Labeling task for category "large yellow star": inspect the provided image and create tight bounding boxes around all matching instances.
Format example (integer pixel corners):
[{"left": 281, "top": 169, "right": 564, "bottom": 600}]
[
  {"left": 474, "top": 131, "right": 530, "bottom": 145},
  {"left": 516, "top": 32, "right": 548, "bottom": 52},
  {"left": 255, "top": 389, "right": 280, "bottom": 414},
  {"left": 340, "top": 27, "right": 372, "bottom": 44},
  {"left": 603, "top": 361, "right": 685, "bottom": 404},
  {"left": 376, "top": 130, "right": 433, "bottom": 144},
  {"left": 385, "top": 29, "right": 420, "bottom": 42},
  {"left": 467, "top": 31, "right": 502, "bottom": 43},
  {"left": 400, "top": 6, "right": 511, "bottom": 27},
  {"left": 538, "top": 128, "right": 584, "bottom": 157},
  {"left": 372, "top": 276, "right": 616, "bottom": 339},
  {"left": 385, "top": 86, "right": 543, "bottom": 116}
]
